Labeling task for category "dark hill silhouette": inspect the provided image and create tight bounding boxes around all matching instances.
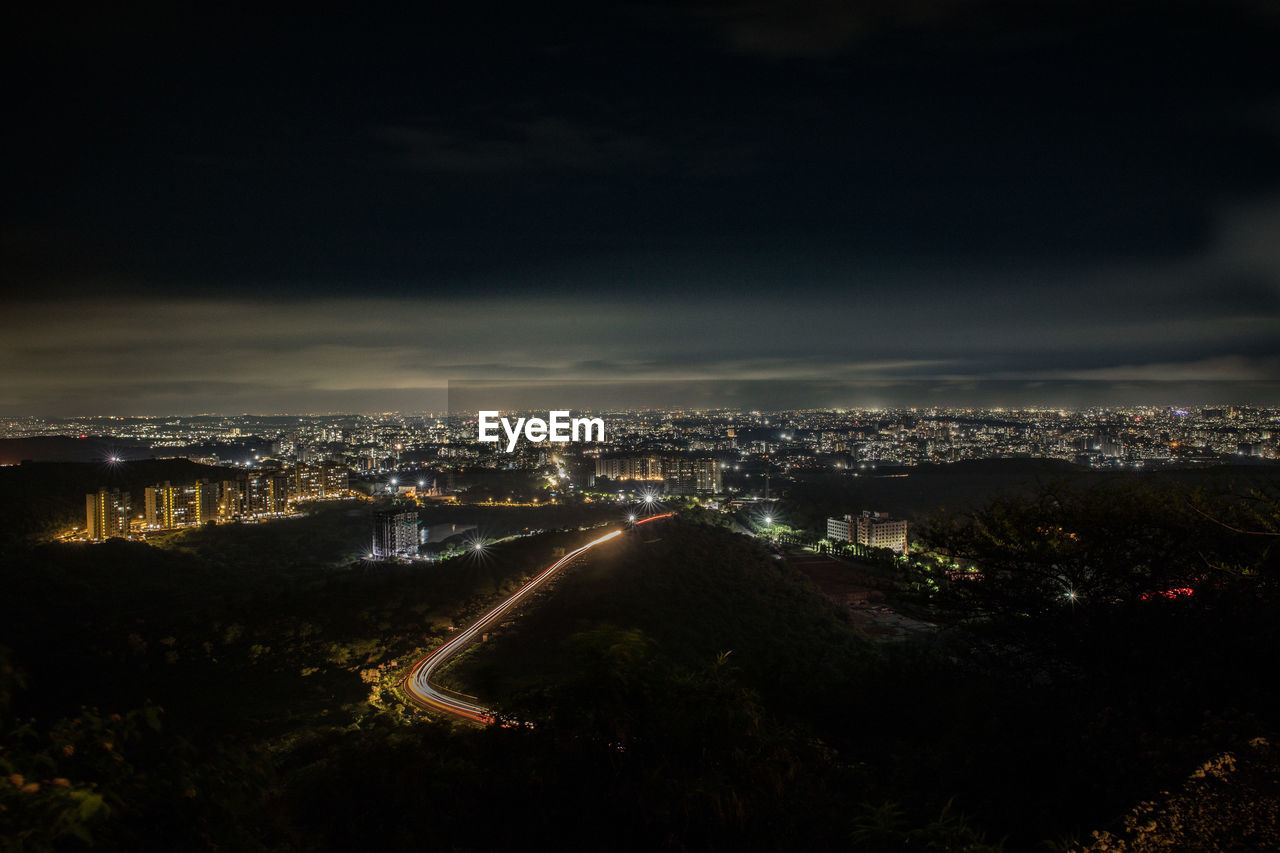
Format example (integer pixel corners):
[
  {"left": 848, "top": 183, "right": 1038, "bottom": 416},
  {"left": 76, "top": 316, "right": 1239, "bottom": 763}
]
[{"left": 0, "top": 435, "right": 154, "bottom": 465}]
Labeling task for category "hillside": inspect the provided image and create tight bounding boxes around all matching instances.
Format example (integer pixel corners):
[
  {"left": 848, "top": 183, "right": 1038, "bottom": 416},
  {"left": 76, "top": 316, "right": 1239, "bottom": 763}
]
[
  {"left": 783, "top": 458, "right": 1280, "bottom": 528},
  {"left": 445, "top": 519, "right": 873, "bottom": 716},
  {"left": 0, "top": 458, "right": 239, "bottom": 542}
]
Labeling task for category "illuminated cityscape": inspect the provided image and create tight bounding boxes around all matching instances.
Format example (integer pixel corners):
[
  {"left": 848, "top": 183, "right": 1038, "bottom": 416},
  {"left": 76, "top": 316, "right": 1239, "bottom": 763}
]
[
  {"left": 5, "top": 2, "right": 1280, "bottom": 850},
  {"left": 6, "top": 404, "right": 1273, "bottom": 476}
]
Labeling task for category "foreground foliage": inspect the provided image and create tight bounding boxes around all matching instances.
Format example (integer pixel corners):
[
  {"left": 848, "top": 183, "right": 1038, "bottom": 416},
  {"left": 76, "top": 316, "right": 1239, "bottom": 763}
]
[{"left": 1, "top": 474, "right": 1278, "bottom": 849}]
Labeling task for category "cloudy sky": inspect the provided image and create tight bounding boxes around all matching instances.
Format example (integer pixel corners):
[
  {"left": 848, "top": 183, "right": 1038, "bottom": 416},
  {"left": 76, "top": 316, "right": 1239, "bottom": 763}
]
[{"left": 4, "top": 1, "right": 1279, "bottom": 414}]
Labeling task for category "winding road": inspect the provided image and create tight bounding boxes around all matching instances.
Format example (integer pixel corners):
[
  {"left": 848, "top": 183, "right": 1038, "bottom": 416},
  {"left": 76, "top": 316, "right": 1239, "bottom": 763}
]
[{"left": 401, "top": 512, "right": 674, "bottom": 723}]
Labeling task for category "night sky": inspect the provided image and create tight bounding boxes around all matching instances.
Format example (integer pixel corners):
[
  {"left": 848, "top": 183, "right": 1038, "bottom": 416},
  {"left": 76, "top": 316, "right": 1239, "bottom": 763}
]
[{"left": 4, "top": 1, "right": 1279, "bottom": 414}]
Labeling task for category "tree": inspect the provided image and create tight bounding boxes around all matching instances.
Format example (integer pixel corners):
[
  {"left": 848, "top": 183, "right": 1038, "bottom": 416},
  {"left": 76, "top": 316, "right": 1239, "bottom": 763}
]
[{"left": 919, "top": 480, "right": 1247, "bottom": 620}]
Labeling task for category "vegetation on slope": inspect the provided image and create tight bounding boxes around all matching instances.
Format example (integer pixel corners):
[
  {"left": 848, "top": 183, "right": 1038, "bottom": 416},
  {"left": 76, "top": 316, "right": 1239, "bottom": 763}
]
[{"left": 2, "top": 472, "right": 1278, "bottom": 850}]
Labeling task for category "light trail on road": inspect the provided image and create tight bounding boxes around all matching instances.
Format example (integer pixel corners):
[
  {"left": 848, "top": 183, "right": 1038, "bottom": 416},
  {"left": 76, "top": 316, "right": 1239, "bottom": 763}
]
[{"left": 401, "top": 512, "right": 674, "bottom": 723}]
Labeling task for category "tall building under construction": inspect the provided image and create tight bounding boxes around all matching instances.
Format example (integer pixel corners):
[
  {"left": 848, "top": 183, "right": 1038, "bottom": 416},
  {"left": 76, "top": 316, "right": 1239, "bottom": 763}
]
[{"left": 372, "top": 505, "right": 419, "bottom": 559}]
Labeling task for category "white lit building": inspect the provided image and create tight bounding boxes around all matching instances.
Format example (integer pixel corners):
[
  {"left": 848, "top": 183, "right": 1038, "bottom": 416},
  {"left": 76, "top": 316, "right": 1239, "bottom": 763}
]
[{"left": 826, "top": 510, "right": 908, "bottom": 554}]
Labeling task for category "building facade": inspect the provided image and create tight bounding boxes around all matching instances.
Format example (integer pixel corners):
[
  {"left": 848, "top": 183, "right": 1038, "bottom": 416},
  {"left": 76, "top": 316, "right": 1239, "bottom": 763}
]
[
  {"left": 662, "top": 456, "right": 721, "bottom": 495},
  {"left": 372, "top": 506, "right": 419, "bottom": 559},
  {"left": 293, "top": 462, "right": 349, "bottom": 501},
  {"left": 86, "top": 487, "right": 132, "bottom": 540},
  {"left": 826, "top": 510, "right": 909, "bottom": 554},
  {"left": 144, "top": 480, "right": 220, "bottom": 528},
  {"left": 594, "top": 454, "right": 721, "bottom": 494},
  {"left": 595, "top": 455, "right": 664, "bottom": 482},
  {"left": 86, "top": 463, "right": 353, "bottom": 538}
]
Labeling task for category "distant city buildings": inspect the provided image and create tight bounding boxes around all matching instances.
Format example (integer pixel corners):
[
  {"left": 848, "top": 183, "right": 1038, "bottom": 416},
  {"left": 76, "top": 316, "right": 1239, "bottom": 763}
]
[
  {"left": 595, "top": 454, "right": 722, "bottom": 494},
  {"left": 662, "top": 456, "right": 722, "bottom": 495},
  {"left": 83, "top": 463, "right": 353, "bottom": 540},
  {"left": 827, "top": 511, "right": 909, "bottom": 554},
  {"left": 39, "top": 404, "right": 1280, "bottom": 543},
  {"left": 595, "top": 455, "right": 664, "bottom": 482},
  {"left": 11, "top": 406, "right": 1276, "bottom": 482}
]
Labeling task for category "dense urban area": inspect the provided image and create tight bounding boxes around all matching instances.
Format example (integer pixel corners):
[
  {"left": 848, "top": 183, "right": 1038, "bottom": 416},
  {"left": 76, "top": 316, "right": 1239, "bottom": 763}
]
[
  {"left": 5, "top": 405, "right": 1276, "bottom": 549},
  {"left": 10, "top": 1, "right": 1280, "bottom": 849},
  {"left": 6, "top": 405, "right": 1278, "bottom": 472}
]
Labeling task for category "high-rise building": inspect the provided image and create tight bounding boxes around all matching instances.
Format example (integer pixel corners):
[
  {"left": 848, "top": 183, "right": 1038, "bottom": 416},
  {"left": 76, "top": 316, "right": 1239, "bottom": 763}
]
[
  {"left": 321, "top": 462, "right": 348, "bottom": 496},
  {"left": 663, "top": 456, "right": 721, "bottom": 495},
  {"left": 372, "top": 506, "right": 419, "bottom": 559},
  {"left": 86, "top": 487, "right": 131, "bottom": 540},
  {"left": 145, "top": 480, "right": 220, "bottom": 528},
  {"left": 595, "top": 455, "right": 664, "bottom": 482},
  {"left": 144, "top": 481, "right": 176, "bottom": 528},
  {"left": 220, "top": 478, "right": 244, "bottom": 519},
  {"left": 193, "top": 480, "right": 219, "bottom": 523},
  {"left": 295, "top": 462, "right": 349, "bottom": 500},
  {"left": 240, "top": 471, "right": 291, "bottom": 517},
  {"left": 594, "top": 454, "right": 720, "bottom": 493},
  {"left": 243, "top": 473, "right": 268, "bottom": 516},
  {"left": 294, "top": 464, "right": 324, "bottom": 501},
  {"left": 266, "top": 472, "right": 290, "bottom": 514}
]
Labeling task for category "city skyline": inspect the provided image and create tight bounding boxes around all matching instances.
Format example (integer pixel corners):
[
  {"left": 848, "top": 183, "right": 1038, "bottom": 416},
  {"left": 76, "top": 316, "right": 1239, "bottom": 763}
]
[
  {"left": 5, "top": 7, "right": 1280, "bottom": 849},
  {"left": 5, "top": 2, "right": 1280, "bottom": 414},
  {"left": 5, "top": 378, "right": 1280, "bottom": 419},
  {"left": 6, "top": 403, "right": 1275, "bottom": 468}
]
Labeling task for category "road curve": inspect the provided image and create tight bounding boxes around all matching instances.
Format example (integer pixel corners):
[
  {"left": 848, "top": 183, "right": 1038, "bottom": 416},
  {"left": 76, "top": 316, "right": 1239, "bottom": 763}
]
[{"left": 401, "top": 512, "right": 674, "bottom": 724}]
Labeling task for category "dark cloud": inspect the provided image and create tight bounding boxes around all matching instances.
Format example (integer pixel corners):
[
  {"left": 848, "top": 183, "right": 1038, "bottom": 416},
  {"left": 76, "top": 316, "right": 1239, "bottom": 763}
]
[
  {"left": 3, "top": 2, "right": 1280, "bottom": 411},
  {"left": 678, "top": 0, "right": 980, "bottom": 57},
  {"left": 680, "top": 0, "right": 1280, "bottom": 60},
  {"left": 370, "top": 117, "right": 664, "bottom": 173},
  {"left": 1181, "top": 273, "right": 1280, "bottom": 319}
]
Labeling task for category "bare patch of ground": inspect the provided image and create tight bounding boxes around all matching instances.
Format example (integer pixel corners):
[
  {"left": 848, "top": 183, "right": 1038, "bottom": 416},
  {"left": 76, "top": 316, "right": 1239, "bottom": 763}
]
[{"left": 786, "top": 551, "right": 937, "bottom": 640}]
